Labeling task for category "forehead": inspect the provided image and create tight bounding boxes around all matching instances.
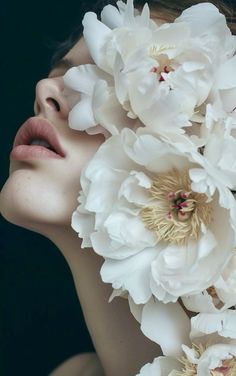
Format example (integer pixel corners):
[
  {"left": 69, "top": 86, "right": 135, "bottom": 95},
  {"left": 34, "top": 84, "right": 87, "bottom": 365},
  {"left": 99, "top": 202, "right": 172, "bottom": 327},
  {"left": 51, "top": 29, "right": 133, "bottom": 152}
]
[{"left": 65, "top": 37, "right": 94, "bottom": 66}]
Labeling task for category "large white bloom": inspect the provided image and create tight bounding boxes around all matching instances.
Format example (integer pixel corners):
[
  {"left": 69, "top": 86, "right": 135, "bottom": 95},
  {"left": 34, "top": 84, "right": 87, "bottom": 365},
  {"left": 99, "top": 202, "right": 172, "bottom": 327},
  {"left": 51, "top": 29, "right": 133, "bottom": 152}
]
[
  {"left": 72, "top": 128, "right": 236, "bottom": 304},
  {"left": 80, "top": 0, "right": 236, "bottom": 140},
  {"left": 62, "top": 0, "right": 236, "bottom": 155}
]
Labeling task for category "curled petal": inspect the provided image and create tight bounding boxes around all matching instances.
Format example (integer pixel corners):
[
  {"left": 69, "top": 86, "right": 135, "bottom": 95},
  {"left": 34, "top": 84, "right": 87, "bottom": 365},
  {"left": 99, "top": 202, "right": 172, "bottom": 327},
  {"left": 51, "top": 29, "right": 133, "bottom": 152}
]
[
  {"left": 191, "top": 311, "right": 236, "bottom": 339},
  {"left": 141, "top": 299, "right": 191, "bottom": 356}
]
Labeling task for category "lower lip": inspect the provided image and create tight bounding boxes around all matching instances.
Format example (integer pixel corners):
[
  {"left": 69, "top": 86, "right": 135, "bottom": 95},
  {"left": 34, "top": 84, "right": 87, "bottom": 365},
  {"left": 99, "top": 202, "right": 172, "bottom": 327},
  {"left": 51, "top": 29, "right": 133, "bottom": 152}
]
[{"left": 10, "top": 145, "right": 63, "bottom": 160}]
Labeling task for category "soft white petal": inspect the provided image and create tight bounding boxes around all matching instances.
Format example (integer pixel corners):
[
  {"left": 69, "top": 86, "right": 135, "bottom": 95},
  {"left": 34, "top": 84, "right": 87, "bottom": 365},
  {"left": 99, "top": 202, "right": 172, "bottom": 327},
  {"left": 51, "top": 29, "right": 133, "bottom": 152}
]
[
  {"left": 141, "top": 299, "right": 191, "bottom": 356},
  {"left": 128, "top": 296, "right": 143, "bottom": 323},
  {"left": 101, "top": 4, "right": 123, "bottom": 29},
  {"left": 175, "top": 2, "right": 230, "bottom": 42},
  {"left": 83, "top": 12, "right": 112, "bottom": 73},
  {"left": 182, "top": 291, "right": 221, "bottom": 314},
  {"left": 63, "top": 64, "right": 110, "bottom": 94},
  {"left": 191, "top": 311, "right": 236, "bottom": 339},
  {"left": 101, "top": 246, "right": 159, "bottom": 304},
  {"left": 71, "top": 208, "right": 93, "bottom": 248},
  {"left": 68, "top": 96, "right": 96, "bottom": 130},
  {"left": 217, "top": 55, "right": 236, "bottom": 89},
  {"left": 93, "top": 80, "right": 136, "bottom": 135},
  {"left": 118, "top": 171, "right": 152, "bottom": 205},
  {"left": 136, "top": 356, "right": 181, "bottom": 376}
]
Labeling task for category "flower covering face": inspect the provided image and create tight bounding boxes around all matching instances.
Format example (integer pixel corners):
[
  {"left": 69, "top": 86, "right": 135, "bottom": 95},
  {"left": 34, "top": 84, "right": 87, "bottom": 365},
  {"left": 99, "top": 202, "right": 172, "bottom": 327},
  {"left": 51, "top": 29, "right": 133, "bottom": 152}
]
[
  {"left": 64, "top": 1, "right": 236, "bottom": 146},
  {"left": 72, "top": 129, "right": 236, "bottom": 305},
  {"left": 63, "top": 1, "right": 236, "bottom": 374}
]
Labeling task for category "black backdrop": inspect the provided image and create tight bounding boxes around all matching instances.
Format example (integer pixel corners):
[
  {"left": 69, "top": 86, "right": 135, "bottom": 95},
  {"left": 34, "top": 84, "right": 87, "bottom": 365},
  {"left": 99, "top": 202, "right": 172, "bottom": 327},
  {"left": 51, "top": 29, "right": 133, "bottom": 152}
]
[{"left": 1, "top": 1, "right": 96, "bottom": 375}]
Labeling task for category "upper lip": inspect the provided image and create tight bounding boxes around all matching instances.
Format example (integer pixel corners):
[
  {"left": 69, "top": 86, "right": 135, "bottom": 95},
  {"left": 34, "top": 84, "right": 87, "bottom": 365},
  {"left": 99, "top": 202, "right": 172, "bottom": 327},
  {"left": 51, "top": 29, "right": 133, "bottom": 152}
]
[{"left": 13, "top": 117, "right": 65, "bottom": 157}]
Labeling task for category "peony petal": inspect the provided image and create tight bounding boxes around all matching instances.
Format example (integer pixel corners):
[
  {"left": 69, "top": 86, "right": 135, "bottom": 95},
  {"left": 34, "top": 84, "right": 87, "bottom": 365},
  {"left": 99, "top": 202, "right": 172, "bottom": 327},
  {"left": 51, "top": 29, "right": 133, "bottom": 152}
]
[
  {"left": 217, "top": 55, "right": 236, "bottom": 89},
  {"left": 101, "top": 4, "right": 123, "bottom": 29},
  {"left": 83, "top": 12, "right": 112, "bottom": 73},
  {"left": 182, "top": 291, "right": 220, "bottom": 314},
  {"left": 101, "top": 246, "right": 159, "bottom": 304},
  {"left": 71, "top": 208, "right": 94, "bottom": 248},
  {"left": 191, "top": 311, "right": 236, "bottom": 339},
  {"left": 85, "top": 166, "right": 127, "bottom": 213},
  {"left": 136, "top": 356, "right": 181, "bottom": 376},
  {"left": 118, "top": 171, "right": 152, "bottom": 206},
  {"left": 93, "top": 80, "right": 136, "bottom": 135},
  {"left": 175, "top": 2, "right": 230, "bottom": 42},
  {"left": 63, "top": 64, "right": 110, "bottom": 94},
  {"left": 141, "top": 299, "right": 191, "bottom": 356},
  {"left": 128, "top": 296, "right": 143, "bottom": 323},
  {"left": 68, "top": 96, "right": 96, "bottom": 130}
]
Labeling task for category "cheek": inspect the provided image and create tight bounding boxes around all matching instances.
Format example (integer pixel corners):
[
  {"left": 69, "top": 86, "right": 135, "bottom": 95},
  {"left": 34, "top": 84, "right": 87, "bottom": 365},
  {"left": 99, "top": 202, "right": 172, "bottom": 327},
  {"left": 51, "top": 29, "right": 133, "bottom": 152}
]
[{"left": 66, "top": 133, "right": 105, "bottom": 187}]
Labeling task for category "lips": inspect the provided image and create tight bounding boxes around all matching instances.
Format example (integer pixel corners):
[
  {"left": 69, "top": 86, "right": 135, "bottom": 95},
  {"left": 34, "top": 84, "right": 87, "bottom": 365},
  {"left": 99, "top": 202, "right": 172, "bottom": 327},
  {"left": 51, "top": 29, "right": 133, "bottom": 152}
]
[{"left": 10, "top": 117, "right": 65, "bottom": 160}]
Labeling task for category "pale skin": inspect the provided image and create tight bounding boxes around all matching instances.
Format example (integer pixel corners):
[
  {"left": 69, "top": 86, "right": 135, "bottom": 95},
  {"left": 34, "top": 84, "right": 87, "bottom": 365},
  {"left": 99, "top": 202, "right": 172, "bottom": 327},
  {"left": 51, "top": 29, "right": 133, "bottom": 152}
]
[{"left": 0, "top": 35, "right": 161, "bottom": 375}]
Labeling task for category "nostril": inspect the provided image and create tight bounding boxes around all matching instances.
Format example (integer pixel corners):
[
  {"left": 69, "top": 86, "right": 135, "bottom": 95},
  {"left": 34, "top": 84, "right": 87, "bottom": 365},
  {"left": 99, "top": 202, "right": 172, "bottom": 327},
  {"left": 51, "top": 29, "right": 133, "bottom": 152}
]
[{"left": 46, "top": 97, "right": 60, "bottom": 112}]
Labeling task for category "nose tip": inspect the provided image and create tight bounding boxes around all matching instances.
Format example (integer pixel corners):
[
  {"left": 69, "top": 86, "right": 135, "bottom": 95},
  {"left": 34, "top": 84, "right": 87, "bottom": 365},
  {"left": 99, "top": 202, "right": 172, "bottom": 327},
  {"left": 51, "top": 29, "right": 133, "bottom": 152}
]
[{"left": 34, "top": 77, "right": 70, "bottom": 119}]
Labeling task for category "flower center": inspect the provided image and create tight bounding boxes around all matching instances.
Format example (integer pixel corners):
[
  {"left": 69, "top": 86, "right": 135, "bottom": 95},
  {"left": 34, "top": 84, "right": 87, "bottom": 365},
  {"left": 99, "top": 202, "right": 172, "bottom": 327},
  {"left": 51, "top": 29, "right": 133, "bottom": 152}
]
[
  {"left": 150, "top": 64, "right": 173, "bottom": 82},
  {"left": 176, "top": 344, "right": 236, "bottom": 376},
  {"left": 149, "top": 46, "right": 174, "bottom": 82},
  {"left": 141, "top": 169, "right": 212, "bottom": 245},
  {"left": 211, "top": 359, "right": 236, "bottom": 376}
]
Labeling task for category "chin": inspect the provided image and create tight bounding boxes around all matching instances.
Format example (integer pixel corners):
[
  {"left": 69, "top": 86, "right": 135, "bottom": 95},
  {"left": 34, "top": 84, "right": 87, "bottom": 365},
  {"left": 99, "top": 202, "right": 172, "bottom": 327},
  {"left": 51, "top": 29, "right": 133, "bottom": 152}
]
[{"left": 0, "top": 168, "right": 76, "bottom": 234}]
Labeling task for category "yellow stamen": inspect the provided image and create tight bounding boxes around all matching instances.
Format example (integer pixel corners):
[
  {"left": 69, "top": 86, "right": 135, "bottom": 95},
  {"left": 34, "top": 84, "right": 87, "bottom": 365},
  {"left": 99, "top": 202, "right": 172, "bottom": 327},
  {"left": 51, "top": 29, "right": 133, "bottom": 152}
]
[
  {"left": 176, "top": 344, "right": 236, "bottom": 376},
  {"left": 141, "top": 169, "right": 212, "bottom": 245},
  {"left": 176, "top": 343, "right": 205, "bottom": 376}
]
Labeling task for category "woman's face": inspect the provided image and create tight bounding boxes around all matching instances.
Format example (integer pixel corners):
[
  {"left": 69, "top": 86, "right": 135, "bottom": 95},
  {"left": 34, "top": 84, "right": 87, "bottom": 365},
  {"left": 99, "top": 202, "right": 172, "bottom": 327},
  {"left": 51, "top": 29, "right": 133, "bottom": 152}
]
[{"left": 0, "top": 38, "right": 104, "bottom": 233}]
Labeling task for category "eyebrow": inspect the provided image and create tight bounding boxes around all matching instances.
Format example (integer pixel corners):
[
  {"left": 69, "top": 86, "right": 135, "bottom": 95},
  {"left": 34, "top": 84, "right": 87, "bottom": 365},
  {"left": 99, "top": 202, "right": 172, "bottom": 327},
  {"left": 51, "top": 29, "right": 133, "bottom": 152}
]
[{"left": 49, "top": 57, "right": 74, "bottom": 77}]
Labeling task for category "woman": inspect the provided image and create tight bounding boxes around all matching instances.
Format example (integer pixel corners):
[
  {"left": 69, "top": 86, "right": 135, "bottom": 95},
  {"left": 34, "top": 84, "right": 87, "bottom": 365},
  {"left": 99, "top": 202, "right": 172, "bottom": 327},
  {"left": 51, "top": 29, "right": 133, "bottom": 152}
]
[{"left": 1, "top": 0, "right": 236, "bottom": 375}]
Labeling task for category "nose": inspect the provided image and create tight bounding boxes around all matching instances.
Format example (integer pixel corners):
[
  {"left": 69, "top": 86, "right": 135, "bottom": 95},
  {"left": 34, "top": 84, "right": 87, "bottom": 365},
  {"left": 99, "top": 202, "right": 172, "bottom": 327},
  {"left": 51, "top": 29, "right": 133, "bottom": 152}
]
[{"left": 34, "top": 77, "right": 70, "bottom": 119}]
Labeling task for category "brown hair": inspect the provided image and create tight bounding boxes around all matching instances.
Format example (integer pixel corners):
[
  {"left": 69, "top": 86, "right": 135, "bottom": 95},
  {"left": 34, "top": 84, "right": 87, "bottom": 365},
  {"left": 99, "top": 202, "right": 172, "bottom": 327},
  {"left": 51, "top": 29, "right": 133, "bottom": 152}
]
[{"left": 134, "top": 0, "right": 236, "bottom": 33}]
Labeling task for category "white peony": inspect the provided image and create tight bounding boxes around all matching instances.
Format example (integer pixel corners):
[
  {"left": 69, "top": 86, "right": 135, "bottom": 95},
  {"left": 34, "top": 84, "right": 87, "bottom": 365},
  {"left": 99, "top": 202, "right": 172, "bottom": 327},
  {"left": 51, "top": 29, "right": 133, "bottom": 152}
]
[
  {"left": 63, "top": 0, "right": 236, "bottom": 151},
  {"left": 72, "top": 128, "right": 236, "bottom": 305},
  {"left": 133, "top": 299, "right": 236, "bottom": 374},
  {"left": 80, "top": 0, "right": 236, "bottom": 141},
  {"left": 135, "top": 310, "right": 236, "bottom": 376}
]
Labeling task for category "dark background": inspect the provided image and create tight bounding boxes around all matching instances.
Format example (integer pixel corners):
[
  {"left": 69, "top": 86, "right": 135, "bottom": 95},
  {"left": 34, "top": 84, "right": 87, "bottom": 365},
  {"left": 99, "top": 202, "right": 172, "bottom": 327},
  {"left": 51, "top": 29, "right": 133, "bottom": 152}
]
[{"left": 1, "top": 1, "right": 97, "bottom": 375}]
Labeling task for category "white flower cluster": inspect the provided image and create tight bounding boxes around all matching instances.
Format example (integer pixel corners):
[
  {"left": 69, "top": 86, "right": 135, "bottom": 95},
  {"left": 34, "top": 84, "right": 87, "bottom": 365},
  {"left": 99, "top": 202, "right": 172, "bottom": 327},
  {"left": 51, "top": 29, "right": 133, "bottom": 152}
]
[{"left": 64, "top": 1, "right": 236, "bottom": 374}]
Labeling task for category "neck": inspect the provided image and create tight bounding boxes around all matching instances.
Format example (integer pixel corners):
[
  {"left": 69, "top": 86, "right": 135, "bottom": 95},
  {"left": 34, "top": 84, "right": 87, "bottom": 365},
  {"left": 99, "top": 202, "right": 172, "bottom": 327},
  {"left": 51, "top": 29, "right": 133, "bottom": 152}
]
[{"left": 47, "top": 226, "right": 159, "bottom": 376}]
